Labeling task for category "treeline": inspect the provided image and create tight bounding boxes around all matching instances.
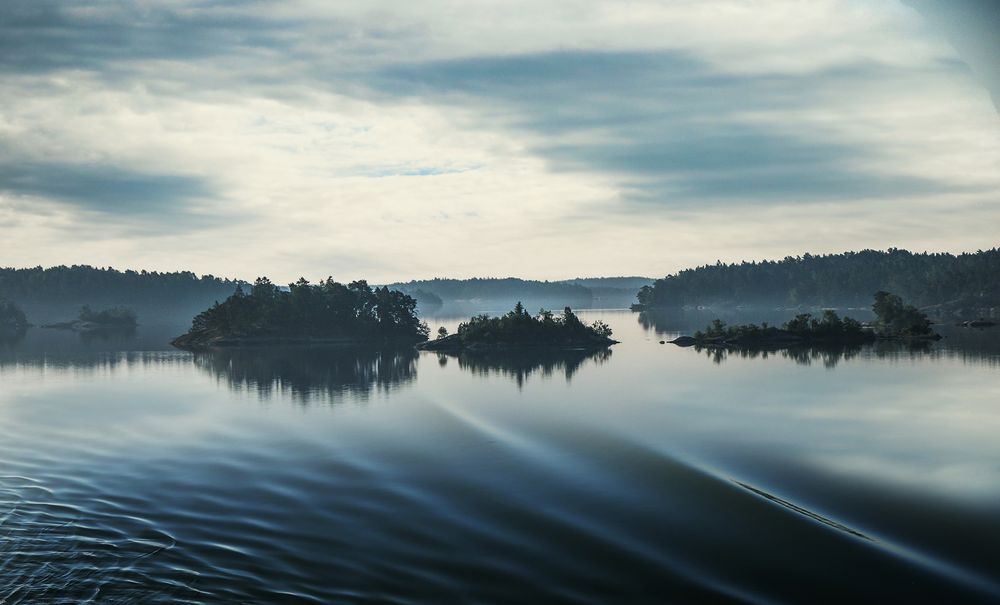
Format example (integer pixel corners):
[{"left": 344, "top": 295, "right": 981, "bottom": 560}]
[
  {"left": 639, "top": 248, "right": 1000, "bottom": 312},
  {"left": 561, "top": 277, "right": 654, "bottom": 290},
  {"left": 0, "top": 265, "right": 242, "bottom": 308},
  {"left": 390, "top": 278, "right": 593, "bottom": 303},
  {"left": 175, "top": 278, "right": 428, "bottom": 348}
]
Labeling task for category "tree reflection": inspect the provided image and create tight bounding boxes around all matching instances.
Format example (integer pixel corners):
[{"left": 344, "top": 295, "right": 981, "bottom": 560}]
[
  {"left": 440, "top": 347, "right": 612, "bottom": 388},
  {"left": 193, "top": 346, "right": 418, "bottom": 403},
  {"left": 692, "top": 340, "right": 941, "bottom": 368}
]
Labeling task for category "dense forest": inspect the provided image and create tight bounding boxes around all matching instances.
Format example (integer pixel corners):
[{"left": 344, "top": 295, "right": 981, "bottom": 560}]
[
  {"left": 638, "top": 248, "right": 1000, "bottom": 315},
  {"left": 0, "top": 265, "right": 242, "bottom": 310},
  {"left": 173, "top": 278, "right": 429, "bottom": 349}
]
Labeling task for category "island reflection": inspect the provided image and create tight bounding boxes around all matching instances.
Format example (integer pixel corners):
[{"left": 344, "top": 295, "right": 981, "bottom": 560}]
[
  {"left": 192, "top": 346, "right": 418, "bottom": 404},
  {"left": 435, "top": 347, "right": 613, "bottom": 387},
  {"left": 691, "top": 341, "right": 936, "bottom": 368},
  {"left": 640, "top": 311, "right": 1000, "bottom": 368}
]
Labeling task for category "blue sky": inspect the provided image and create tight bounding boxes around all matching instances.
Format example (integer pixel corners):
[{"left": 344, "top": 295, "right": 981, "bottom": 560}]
[{"left": 0, "top": 0, "right": 997, "bottom": 282}]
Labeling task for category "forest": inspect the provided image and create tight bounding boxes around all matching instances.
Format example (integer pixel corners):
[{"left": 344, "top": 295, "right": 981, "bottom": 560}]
[
  {"left": 173, "top": 277, "right": 429, "bottom": 349},
  {"left": 0, "top": 265, "right": 241, "bottom": 308},
  {"left": 637, "top": 248, "right": 1000, "bottom": 314}
]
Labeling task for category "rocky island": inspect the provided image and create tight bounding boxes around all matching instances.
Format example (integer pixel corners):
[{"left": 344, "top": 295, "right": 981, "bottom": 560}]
[
  {"left": 671, "top": 291, "right": 939, "bottom": 348},
  {"left": 418, "top": 303, "right": 617, "bottom": 352},
  {"left": 172, "top": 277, "right": 429, "bottom": 350}
]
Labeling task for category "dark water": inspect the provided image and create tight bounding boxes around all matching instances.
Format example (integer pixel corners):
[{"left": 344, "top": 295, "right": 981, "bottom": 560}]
[{"left": 1, "top": 312, "right": 999, "bottom": 603}]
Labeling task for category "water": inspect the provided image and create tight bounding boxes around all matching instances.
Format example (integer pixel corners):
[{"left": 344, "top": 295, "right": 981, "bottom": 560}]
[{"left": 1, "top": 311, "right": 999, "bottom": 603}]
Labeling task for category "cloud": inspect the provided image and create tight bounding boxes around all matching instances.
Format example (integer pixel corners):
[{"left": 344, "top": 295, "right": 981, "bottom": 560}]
[
  {"left": 0, "top": 0, "right": 997, "bottom": 281},
  {"left": 904, "top": 0, "right": 1000, "bottom": 112},
  {"left": 0, "top": 161, "right": 212, "bottom": 216},
  {"left": 369, "top": 50, "right": 985, "bottom": 207},
  {"left": 0, "top": 1, "right": 297, "bottom": 75}
]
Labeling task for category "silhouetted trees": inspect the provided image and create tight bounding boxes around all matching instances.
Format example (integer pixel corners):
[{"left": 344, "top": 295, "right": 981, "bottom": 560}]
[
  {"left": 176, "top": 278, "right": 429, "bottom": 347},
  {"left": 638, "top": 248, "right": 1000, "bottom": 313},
  {"left": 0, "top": 265, "right": 241, "bottom": 308},
  {"left": 694, "top": 310, "right": 868, "bottom": 343},
  {"left": 690, "top": 291, "right": 933, "bottom": 344},
  {"left": 0, "top": 299, "right": 29, "bottom": 334},
  {"left": 872, "top": 291, "right": 933, "bottom": 336},
  {"left": 448, "top": 303, "right": 614, "bottom": 347}
]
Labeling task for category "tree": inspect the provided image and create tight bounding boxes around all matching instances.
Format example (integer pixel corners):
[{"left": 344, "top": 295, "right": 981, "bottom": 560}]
[
  {"left": 177, "top": 277, "right": 427, "bottom": 346},
  {"left": 0, "top": 299, "right": 29, "bottom": 334},
  {"left": 437, "top": 326, "right": 449, "bottom": 339},
  {"left": 872, "top": 291, "right": 932, "bottom": 336}
]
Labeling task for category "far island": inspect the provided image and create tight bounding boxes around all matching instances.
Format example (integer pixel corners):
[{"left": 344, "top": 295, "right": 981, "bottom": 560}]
[
  {"left": 44, "top": 305, "right": 138, "bottom": 332},
  {"left": 671, "top": 291, "right": 938, "bottom": 348},
  {"left": 418, "top": 303, "right": 617, "bottom": 351},
  {"left": 171, "top": 277, "right": 429, "bottom": 350}
]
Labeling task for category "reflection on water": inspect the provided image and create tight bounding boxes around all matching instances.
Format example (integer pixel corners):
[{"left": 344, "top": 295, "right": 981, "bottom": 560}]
[
  {"left": 440, "top": 347, "right": 612, "bottom": 387},
  {"left": 76, "top": 325, "right": 138, "bottom": 345},
  {"left": 192, "top": 346, "right": 418, "bottom": 403},
  {"left": 0, "top": 329, "right": 26, "bottom": 346},
  {"left": 640, "top": 309, "right": 1000, "bottom": 368},
  {"left": 0, "top": 310, "right": 999, "bottom": 603},
  {"left": 689, "top": 340, "right": 940, "bottom": 368}
]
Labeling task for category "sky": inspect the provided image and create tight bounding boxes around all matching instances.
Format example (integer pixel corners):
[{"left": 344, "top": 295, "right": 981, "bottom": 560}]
[{"left": 1, "top": 0, "right": 998, "bottom": 283}]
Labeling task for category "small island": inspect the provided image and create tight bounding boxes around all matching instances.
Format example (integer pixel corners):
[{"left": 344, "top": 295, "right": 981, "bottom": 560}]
[
  {"left": 0, "top": 299, "right": 31, "bottom": 337},
  {"left": 44, "top": 305, "right": 137, "bottom": 332},
  {"left": 171, "top": 277, "right": 429, "bottom": 350},
  {"left": 418, "top": 303, "right": 617, "bottom": 351},
  {"left": 671, "top": 291, "right": 939, "bottom": 348}
]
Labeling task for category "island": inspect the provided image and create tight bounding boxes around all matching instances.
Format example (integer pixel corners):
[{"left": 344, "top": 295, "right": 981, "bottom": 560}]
[
  {"left": 0, "top": 299, "right": 30, "bottom": 337},
  {"left": 634, "top": 248, "right": 1000, "bottom": 322},
  {"left": 418, "top": 303, "right": 617, "bottom": 351},
  {"left": 671, "top": 291, "right": 939, "bottom": 347},
  {"left": 171, "top": 277, "right": 429, "bottom": 350},
  {"left": 43, "top": 305, "right": 138, "bottom": 332}
]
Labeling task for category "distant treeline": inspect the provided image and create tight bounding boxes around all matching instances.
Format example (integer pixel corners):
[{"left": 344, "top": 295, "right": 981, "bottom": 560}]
[
  {"left": 0, "top": 265, "right": 243, "bottom": 308},
  {"left": 638, "top": 248, "right": 1000, "bottom": 314},
  {"left": 389, "top": 276, "right": 653, "bottom": 306},
  {"left": 389, "top": 278, "right": 593, "bottom": 303}
]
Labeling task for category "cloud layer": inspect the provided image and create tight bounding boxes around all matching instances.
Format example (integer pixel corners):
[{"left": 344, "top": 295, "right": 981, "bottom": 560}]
[{"left": 1, "top": 0, "right": 998, "bottom": 282}]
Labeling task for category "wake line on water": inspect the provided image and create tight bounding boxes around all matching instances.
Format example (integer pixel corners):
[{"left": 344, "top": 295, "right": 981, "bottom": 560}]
[
  {"left": 731, "top": 478, "right": 1000, "bottom": 601},
  {"left": 733, "top": 481, "right": 873, "bottom": 541}
]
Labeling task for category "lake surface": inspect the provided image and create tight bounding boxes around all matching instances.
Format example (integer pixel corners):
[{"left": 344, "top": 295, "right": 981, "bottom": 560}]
[{"left": 1, "top": 311, "right": 999, "bottom": 603}]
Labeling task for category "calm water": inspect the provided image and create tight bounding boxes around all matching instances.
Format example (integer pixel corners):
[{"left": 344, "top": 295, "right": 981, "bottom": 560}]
[{"left": 1, "top": 311, "right": 999, "bottom": 604}]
